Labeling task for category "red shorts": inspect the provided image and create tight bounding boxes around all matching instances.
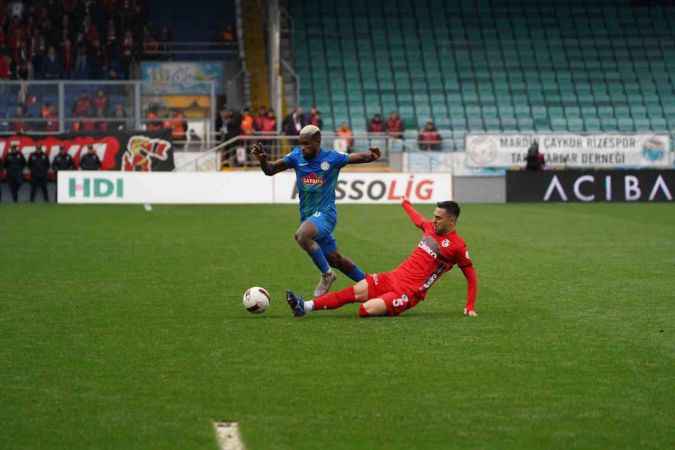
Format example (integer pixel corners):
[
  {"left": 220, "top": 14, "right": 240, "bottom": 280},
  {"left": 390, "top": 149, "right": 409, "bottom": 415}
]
[{"left": 365, "top": 272, "right": 422, "bottom": 316}]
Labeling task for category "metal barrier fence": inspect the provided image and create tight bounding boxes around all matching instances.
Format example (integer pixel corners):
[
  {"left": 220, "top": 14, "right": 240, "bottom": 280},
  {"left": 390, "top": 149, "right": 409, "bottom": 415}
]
[
  {"left": 0, "top": 80, "right": 216, "bottom": 148},
  {"left": 175, "top": 133, "right": 417, "bottom": 171}
]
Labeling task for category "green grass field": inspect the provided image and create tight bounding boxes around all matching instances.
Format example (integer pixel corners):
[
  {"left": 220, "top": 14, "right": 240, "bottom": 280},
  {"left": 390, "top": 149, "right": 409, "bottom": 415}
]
[{"left": 1, "top": 203, "right": 674, "bottom": 450}]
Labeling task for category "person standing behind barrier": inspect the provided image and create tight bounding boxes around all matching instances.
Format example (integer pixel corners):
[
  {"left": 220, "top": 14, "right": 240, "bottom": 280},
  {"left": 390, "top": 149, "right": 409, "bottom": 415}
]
[
  {"left": 5, "top": 145, "right": 26, "bottom": 202},
  {"left": 28, "top": 145, "right": 50, "bottom": 202},
  {"left": 52, "top": 146, "right": 75, "bottom": 173},
  {"left": 80, "top": 145, "right": 101, "bottom": 171},
  {"left": 52, "top": 146, "right": 75, "bottom": 201},
  {"left": 525, "top": 141, "right": 545, "bottom": 171}
]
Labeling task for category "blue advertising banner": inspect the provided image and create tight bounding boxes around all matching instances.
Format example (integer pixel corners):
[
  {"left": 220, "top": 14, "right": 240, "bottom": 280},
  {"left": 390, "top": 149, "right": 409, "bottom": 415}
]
[{"left": 140, "top": 62, "right": 223, "bottom": 95}]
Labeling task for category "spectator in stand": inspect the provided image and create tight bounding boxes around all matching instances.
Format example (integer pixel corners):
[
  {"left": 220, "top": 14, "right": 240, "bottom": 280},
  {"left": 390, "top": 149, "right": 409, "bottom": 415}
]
[
  {"left": 307, "top": 106, "right": 323, "bottom": 129},
  {"left": 10, "top": 105, "right": 28, "bottom": 134},
  {"left": 110, "top": 104, "right": 127, "bottom": 131},
  {"left": 5, "top": 144, "right": 26, "bottom": 202},
  {"left": 158, "top": 25, "right": 173, "bottom": 45},
  {"left": 334, "top": 122, "right": 354, "bottom": 153},
  {"left": 73, "top": 93, "right": 92, "bottom": 118},
  {"left": 94, "top": 90, "right": 109, "bottom": 115},
  {"left": 215, "top": 108, "right": 231, "bottom": 140},
  {"left": 0, "top": 53, "right": 11, "bottom": 79},
  {"left": 221, "top": 25, "right": 236, "bottom": 42},
  {"left": 282, "top": 107, "right": 305, "bottom": 136},
  {"left": 81, "top": 110, "right": 96, "bottom": 133},
  {"left": 45, "top": 104, "right": 59, "bottom": 132},
  {"left": 28, "top": 145, "right": 50, "bottom": 202},
  {"left": 145, "top": 107, "right": 163, "bottom": 133},
  {"left": 253, "top": 106, "right": 267, "bottom": 132},
  {"left": 88, "top": 39, "right": 105, "bottom": 79},
  {"left": 260, "top": 108, "right": 277, "bottom": 133},
  {"left": 62, "top": 38, "right": 74, "bottom": 78},
  {"left": 168, "top": 109, "right": 188, "bottom": 148},
  {"left": 120, "top": 30, "right": 134, "bottom": 78},
  {"left": 386, "top": 112, "right": 404, "bottom": 139},
  {"left": 39, "top": 102, "right": 56, "bottom": 132},
  {"left": 73, "top": 44, "right": 90, "bottom": 79},
  {"left": 95, "top": 106, "right": 108, "bottom": 132},
  {"left": 42, "top": 46, "right": 62, "bottom": 79},
  {"left": 79, "top": 144, "right": 101, "bottom": 171},
  {"left": 18, "top": 60, "right": 32, "bottom": 80},
  {"left": 418, "top": 120, "right": 442, "bottom": 151},
  {"left": 225, "top": 111, "right": 242, "bottom": 142},
  {"left": 241, "top": 107, "right": 255, "bottom": 135},
  {"left": 368, "top": 113, "right": 385, "bottom": 133}
]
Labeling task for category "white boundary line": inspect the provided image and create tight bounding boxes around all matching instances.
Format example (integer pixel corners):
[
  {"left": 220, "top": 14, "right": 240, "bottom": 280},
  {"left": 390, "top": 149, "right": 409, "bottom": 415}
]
[{"left": 214, "top": 422, "right": 246, "bottom": 450}]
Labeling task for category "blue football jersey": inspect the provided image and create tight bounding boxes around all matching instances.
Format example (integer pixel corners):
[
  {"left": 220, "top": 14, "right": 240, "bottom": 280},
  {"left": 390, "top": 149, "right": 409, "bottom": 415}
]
[{"left": 283, "top": 147, "right": 350, "bottom": 222}]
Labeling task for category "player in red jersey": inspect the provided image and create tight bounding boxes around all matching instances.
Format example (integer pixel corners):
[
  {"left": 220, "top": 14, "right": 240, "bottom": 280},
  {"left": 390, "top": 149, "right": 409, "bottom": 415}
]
[{"left": 286, "top": 198, "right": 478, "bottom": 317}]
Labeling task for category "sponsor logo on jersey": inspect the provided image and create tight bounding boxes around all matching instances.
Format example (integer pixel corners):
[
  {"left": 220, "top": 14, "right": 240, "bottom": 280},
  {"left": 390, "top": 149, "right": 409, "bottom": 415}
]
[
  {"left": 421, "top": 264, "right": 447, "bottom": 290},
  {"left": 418, "top": 239, "right": 438, "bottom": 259},
  {"left": 422, "top": 273, "right": 438, "bottom": 290},
  {"left": 302, "top": 172, "right": 324, "bottom": 186}
]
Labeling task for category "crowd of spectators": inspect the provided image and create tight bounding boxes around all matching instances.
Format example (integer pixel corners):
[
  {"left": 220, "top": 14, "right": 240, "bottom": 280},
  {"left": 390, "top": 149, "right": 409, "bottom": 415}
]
[
  {"left": 0, "top": 0, "right": 151, "bottom": 81},
  {"left": 4, "top": 88, "right": 131, "bottom": 133},
  {"left": 215, "top": 105, "right": 444, "bottom": 154}
]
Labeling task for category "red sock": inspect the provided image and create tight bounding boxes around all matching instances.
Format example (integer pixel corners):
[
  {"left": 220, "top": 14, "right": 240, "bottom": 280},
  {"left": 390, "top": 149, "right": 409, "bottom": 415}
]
[
  {"left": 313, "top": 286, "right": 356, "bottom": 310},
  {"left": 358, "top": 304, "right": 370, "bottom": 317}
]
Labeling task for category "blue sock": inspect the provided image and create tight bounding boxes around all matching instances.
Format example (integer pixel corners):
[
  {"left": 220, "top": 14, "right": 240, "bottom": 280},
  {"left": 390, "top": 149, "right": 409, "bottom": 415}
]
[
  {"left": 309, "top": 247, "right": 330, "bottom": 273},
  {"left": 344, "top": 264, "right": 366, "bottom": 282}
]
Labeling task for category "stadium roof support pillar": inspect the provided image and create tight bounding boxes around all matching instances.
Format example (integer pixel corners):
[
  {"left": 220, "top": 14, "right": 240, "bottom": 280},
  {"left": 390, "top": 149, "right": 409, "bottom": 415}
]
[{"left": 268, "top": 0, "right": 282, "bottom": 133}]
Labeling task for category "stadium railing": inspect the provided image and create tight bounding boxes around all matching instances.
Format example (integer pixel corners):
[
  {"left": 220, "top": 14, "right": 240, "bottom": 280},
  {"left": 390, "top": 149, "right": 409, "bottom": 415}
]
[
  {"left": 0, "top": 80, "right": 217, "bottom": 148},
  {"left": 174, "top": 132, "right": 438, "bottom": 172}
]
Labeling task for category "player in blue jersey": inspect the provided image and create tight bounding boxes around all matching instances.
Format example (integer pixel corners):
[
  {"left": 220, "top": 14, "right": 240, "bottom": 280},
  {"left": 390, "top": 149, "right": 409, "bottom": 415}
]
[{"left": 251, "top": 125, "right": 381, "bottom": 296}]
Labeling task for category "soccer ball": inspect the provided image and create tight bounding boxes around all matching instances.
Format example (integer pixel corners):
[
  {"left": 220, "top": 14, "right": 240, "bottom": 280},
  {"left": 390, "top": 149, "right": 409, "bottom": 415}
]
[{"left": 242, "top": 287, "right": 271, "bottom": 314}]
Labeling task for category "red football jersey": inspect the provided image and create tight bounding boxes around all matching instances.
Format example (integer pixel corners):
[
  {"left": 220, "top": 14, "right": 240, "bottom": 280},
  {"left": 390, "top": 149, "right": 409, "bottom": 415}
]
[{"left": 390, "top": 221, "right": 472, "bottom": 299}]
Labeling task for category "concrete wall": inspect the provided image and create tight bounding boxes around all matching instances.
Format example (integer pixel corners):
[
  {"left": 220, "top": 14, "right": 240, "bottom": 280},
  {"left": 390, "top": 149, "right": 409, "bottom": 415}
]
[{"left": 453, "top": 176, "right": 505, "bottom": 203}]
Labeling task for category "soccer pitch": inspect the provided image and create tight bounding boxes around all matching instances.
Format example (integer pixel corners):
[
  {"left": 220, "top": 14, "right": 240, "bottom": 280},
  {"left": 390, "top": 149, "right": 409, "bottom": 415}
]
[{"left": 1, "top": 203, "right": 674, "bottom": 450}]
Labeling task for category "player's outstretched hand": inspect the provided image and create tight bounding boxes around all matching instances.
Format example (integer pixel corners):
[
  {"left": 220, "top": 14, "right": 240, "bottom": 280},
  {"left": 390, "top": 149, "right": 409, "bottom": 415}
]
[
  {"left": 463, "top": 308, "right": 478, "bottom": 317},
  {"left": 369, "top": 147, "right": 381, "bottom": 161},
  {"left": 250, "top": 143, "right": 266, "bottom": 161}
]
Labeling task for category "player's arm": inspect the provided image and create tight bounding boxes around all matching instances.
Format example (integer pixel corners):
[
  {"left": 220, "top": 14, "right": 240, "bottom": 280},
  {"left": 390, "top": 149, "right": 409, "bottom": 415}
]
[
  {"left": 457, "top": 245, "right": 478, "bottom": 316},
  {"left": 250, "top": 143, "right": 288, "bottom": 176},
  {"left": 461, "top": 266, "right": 478, "bottom": 316},
  {"left": 401, "top": 197, "right": 426, "bottom": 229},
  {"left": 347, "top": 147, "right": 381, "bottom": 164}
]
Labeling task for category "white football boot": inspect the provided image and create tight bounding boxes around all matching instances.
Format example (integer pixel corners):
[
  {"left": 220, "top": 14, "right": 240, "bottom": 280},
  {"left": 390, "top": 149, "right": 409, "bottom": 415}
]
[{"left": 314, "top": 271, "right": 337, "bottom": 297}]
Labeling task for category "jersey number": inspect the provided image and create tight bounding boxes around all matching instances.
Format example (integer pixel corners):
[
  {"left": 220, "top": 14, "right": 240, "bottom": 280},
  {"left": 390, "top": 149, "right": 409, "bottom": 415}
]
[{"left": 392, "top": 295, "right": 409, "bottom": 308}]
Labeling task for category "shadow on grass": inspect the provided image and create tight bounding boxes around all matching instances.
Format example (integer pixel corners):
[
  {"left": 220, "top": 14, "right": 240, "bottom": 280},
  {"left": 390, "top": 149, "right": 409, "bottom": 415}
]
[{"left": 235, "top": 310, "right": 457, "bottom": 321}]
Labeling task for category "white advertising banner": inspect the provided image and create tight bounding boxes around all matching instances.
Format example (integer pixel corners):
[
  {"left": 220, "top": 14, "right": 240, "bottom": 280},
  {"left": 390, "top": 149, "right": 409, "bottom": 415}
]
[
  {"left": 465, "top": 134, "right": 672, "bottom": 168},
  {"left": 57, "top": 171, "right": 452, "bottom": 204},
  {"left": 274, "top": 172, "right": 452, "bottom": 204},
  {"left": 58, "top": 171, "right": 274, "bottom": 204},
  {"left": 403, "top": 152, "right": 505, "bottom": 176}
]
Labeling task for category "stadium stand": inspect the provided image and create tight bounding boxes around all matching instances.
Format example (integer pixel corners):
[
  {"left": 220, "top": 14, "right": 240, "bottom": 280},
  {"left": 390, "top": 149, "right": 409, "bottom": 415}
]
[{"left": 290, "top": 0, "right": 675, "bottom": 151}]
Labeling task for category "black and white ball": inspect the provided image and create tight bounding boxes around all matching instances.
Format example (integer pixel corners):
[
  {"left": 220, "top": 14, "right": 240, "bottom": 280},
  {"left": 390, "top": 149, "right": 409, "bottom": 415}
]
[{"left": 242, "top": 287, "right": 271, "bottom": 314}]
